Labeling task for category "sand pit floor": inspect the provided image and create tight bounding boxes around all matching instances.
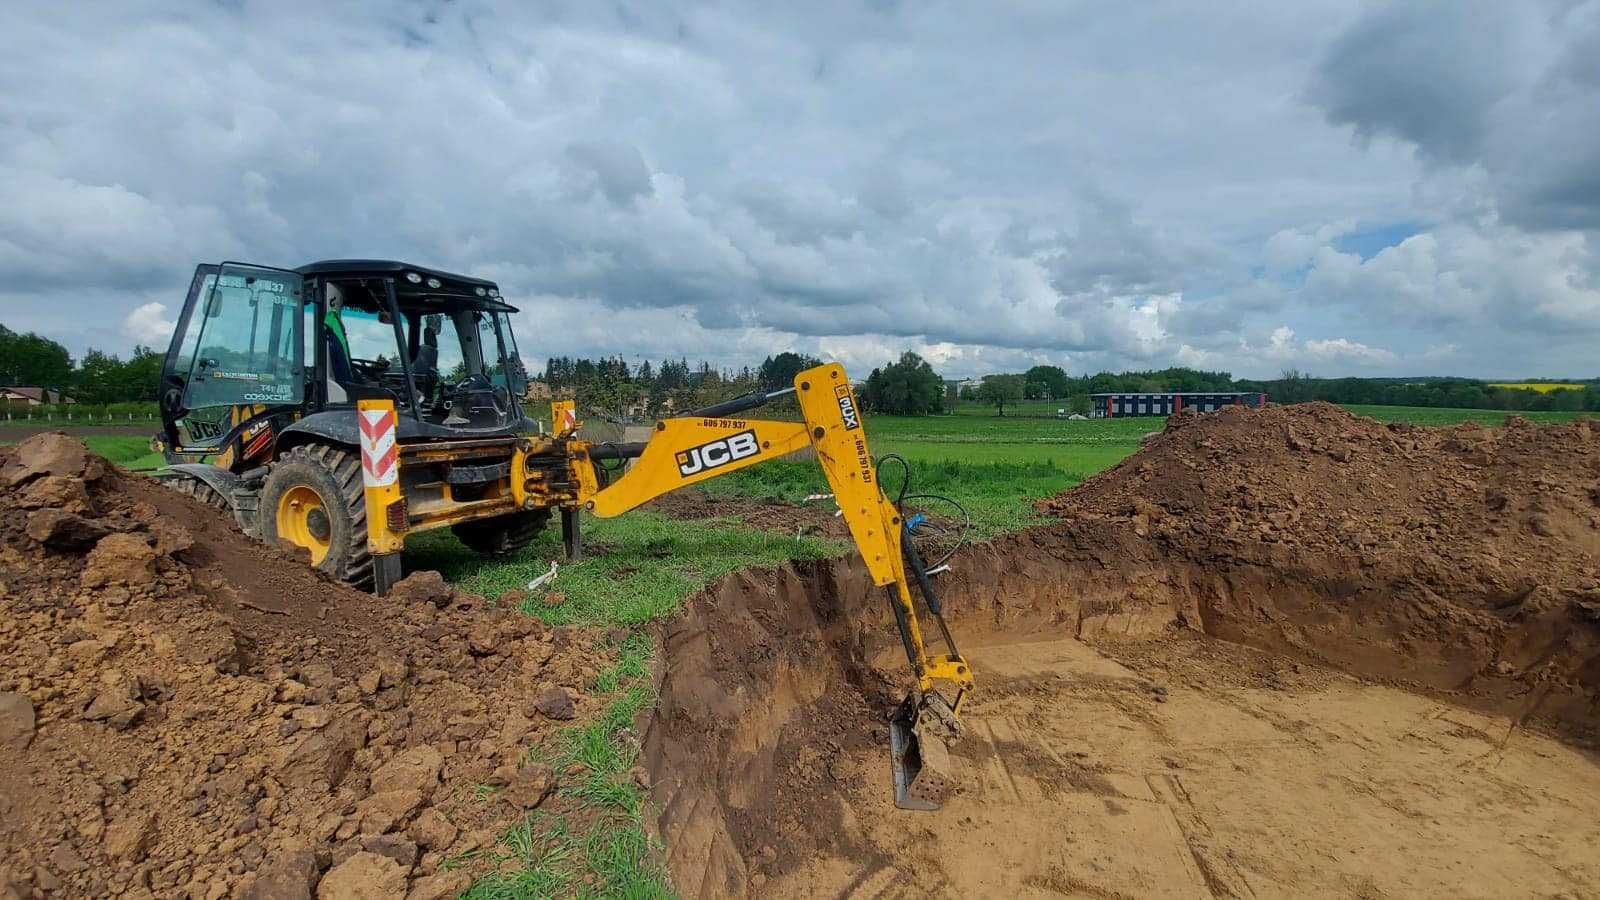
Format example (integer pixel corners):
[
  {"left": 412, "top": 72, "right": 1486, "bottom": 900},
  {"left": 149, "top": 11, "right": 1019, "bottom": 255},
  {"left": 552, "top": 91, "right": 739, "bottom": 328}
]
[{"left": 769, "top": 634, "right": 1600, "bottom": 899}]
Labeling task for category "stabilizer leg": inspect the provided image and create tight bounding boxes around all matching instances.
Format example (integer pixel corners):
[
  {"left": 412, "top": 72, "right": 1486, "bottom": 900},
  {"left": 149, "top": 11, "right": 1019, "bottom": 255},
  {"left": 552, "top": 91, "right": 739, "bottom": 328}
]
[{"left": 561, "top": 508, "right": 582, "bottom": 561}]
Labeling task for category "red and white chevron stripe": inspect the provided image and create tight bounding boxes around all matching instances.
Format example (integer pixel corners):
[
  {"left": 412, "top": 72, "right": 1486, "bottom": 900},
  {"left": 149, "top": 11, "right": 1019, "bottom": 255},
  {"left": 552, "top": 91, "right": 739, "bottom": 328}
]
[{"left": 358, "top": 408, "right": 398, "bottom": 487}]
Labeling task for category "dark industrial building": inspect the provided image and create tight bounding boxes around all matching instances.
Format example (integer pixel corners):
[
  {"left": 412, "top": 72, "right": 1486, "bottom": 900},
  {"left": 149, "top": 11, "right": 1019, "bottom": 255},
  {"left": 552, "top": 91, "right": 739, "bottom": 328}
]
[{"left": 1091, "top": 392, "right": 1267, "bottom": 418}]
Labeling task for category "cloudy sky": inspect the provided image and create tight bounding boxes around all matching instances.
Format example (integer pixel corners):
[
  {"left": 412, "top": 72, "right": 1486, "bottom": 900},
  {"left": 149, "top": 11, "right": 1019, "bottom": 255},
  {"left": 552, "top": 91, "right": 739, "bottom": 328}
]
[{"left": 2, "top": 1, "right": 1596, "bottom": 379}]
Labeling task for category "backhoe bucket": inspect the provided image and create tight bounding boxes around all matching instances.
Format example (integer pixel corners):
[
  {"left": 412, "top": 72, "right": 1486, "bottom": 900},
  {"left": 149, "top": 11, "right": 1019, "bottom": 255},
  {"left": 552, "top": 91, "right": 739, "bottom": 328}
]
[{"left": 889, "top": 693, "right": 961, "bottom": 810}]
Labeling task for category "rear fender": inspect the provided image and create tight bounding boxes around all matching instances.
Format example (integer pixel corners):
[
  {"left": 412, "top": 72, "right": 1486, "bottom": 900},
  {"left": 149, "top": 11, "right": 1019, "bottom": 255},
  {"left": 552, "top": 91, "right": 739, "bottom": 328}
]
[{"left": 158, "top": 463, "right": 263, "bottom": 535}]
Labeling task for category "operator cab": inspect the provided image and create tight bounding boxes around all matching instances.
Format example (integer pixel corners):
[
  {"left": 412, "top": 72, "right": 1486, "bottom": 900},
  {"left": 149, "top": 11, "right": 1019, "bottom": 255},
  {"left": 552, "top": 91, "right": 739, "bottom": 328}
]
[{"left": 158, "top": 259, "right": 533, "bottom": 457}]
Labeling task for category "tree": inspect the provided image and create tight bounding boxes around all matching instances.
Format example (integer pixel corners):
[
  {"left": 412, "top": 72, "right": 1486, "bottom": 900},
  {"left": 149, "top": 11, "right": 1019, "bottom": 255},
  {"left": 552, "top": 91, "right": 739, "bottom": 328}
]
[
  {"left": 1023, "top": 364, "right": 1070, "bottom": 400},
  {"left": 860, "top": 351, "right": 945, "bottom": 415},
  {"left": 75, "top": 349, "right": 128, "bottom": 405},
  {"left": 758, "top": 352, "right": 823, "bottom": 390},
  {"left": 975, "top": 374, "right": 1025, "bottom": 416},
  {"left": 0, "top": 325, "right": 73, "bottom": 390}
]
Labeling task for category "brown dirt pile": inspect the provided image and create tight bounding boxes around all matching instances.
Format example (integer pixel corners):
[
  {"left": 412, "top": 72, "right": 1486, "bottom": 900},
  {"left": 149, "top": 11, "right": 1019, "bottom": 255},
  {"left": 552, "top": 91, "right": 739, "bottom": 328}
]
[
  {"left": 1036, "top": 402, "right": 1600, "bottom": 738},
  {"left": 0, "top": 434, "right": 614, "bottom": 899}
]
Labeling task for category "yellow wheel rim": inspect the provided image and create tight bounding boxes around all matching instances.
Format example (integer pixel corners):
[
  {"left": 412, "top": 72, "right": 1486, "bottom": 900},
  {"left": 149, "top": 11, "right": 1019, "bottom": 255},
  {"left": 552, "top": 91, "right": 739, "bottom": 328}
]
[{"left": 276, "top": 484, "right": 333, "bottom": 566}]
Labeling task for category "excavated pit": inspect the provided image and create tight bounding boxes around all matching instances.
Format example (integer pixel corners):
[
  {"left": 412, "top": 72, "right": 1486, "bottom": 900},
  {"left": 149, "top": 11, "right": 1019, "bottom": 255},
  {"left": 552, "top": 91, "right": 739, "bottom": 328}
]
[{"left": 643, "top": 405, "right": 1600, "bottom": 898}]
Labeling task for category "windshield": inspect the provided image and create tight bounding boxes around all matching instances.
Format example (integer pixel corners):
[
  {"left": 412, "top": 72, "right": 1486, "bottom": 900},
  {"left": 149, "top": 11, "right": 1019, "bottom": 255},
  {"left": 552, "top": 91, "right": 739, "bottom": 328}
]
[
  {"left": 480, "top": 311, "right": 527, "bottom": 395},
  {"left": 339, "top": 307, "right": 399, "bottom": 364},
  {"left": 181, "top": 266, "right": 305, "bottom": 410},
  {"left": 390, "top": 305, "right": 524, "bottom": 426}
]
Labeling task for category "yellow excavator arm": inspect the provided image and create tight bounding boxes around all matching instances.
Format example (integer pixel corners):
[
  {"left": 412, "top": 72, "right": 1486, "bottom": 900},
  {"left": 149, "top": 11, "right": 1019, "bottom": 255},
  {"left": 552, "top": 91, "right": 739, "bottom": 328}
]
[{"left": 570, "top": 363, "right": 972, "bottom": 809}]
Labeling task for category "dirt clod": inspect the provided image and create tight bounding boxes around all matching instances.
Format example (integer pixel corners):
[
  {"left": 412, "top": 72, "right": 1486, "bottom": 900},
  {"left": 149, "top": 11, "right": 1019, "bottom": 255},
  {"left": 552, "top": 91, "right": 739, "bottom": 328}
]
[
  {"left": 316, "top": 851, "right": 406, "bottom": 899},
  {"left": 503, "top": 763, "right": 557, "bottom": 810},
  {"left": 1, "top": 432, "right": 89, "bottom": 487},
  {"left": 24, "top": 508, "right": 109, "bottom": 549},
  {"left": 0, "top": 692, "right": 35, "bottom": 750},
  {"left": 239, "top": 848, "right": 319, "bottom": 900},
  {"left": 388, "top": 571, "right": 453, "bottom": 608},
  {"left": 406, "top": 809, "right": 457, "bottom": 850},
  {"left": 405, "top": 870, "right": 471, "bottom": 900},
  {"left": 368, "top": 746, "right": 443, "bottom": 797},
  {"left": 529, "top": 685, "right": 576, "bottom": 720},
  {"left": 80, "top": 531, "right": 158, "bottom": 587},
  {"left": 103, "top": 812, "right": 156, "bottom": 863}
]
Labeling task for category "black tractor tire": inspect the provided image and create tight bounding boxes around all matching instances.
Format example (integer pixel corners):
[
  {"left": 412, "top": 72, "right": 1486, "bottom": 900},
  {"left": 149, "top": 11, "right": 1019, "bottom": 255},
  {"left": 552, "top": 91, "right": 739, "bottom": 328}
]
[
  {"left": 158, "top": 472, "right": 230, "bottom": 512},
  {"left": 259, "top": 444, "right": 373, "bottom": 588},
  {"left": 451, "top": 509, "right": 551, "bottom": 558}
]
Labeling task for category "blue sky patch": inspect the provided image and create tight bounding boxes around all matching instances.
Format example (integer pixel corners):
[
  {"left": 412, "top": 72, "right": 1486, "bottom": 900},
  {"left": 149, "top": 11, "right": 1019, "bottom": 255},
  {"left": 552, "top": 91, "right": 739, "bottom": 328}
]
[{"left": 1334, "top": 223, "right": 1424, "bottom": 261}]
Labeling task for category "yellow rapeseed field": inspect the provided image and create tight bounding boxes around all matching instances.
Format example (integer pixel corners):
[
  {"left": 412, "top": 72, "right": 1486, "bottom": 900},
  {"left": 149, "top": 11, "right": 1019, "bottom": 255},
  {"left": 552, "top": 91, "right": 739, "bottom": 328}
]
[{"left": 1489, "top": 382, "right": 1586, "bottom": 393}]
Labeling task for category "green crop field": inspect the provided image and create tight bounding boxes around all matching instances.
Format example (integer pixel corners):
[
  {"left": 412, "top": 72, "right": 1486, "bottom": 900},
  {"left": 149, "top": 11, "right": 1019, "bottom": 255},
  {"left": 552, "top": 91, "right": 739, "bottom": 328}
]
[
  {"left": 948, "top": 398, "right": 1074, "bottom": 417},
  {"left": 1339, "top": 404, "right": 1592, "bottom": 426},
  {"left": 83, "top": 436, "right": 166, "bottom": 471},
  {"left": 867, "top": 413, "right": 1148, "bottom": 477}
]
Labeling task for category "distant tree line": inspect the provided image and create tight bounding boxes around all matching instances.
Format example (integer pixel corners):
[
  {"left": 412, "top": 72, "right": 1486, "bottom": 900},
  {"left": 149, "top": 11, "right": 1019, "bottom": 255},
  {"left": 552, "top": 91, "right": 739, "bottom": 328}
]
[
  {"left": 957, "top": 364, "right": 1600, "bottom": 416},
  {"left": 0, "top": 324, "right": 165, "bottom": 406},
  {"left": 541, "top": 349, "right": 959, "bottom": 419},
  {"left": 8, "top": 315, "right": 1594, "bottom": 421},
  {"left": 541, "top": 351, "right": 833, "bottom": 420},
  {"left": 1234, "top": 371, "right": 1600, "bottom": 413}
]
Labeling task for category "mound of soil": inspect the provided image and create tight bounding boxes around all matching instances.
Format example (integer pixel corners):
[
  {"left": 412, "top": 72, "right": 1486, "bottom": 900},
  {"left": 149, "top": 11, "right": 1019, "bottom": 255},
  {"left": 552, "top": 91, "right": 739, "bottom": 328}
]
[
  {"left": 1037, "top": 402, "right": 1600, "bottom": 735},
  {"left": 640, "top": 404, "right": 1600, "bottom": 897},
  {"left": 0, "top": 434, "right": 614, "bottom": 899}
]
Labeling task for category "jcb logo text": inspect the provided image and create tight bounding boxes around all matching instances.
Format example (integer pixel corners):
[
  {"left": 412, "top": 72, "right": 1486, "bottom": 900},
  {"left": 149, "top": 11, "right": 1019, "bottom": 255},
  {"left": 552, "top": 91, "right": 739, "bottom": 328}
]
[
  {"left": 835, "top": 386, "right": 861, "bottom": 430},
  {"left": 677, "top": 429, "right": 760, "bottom": 477}
]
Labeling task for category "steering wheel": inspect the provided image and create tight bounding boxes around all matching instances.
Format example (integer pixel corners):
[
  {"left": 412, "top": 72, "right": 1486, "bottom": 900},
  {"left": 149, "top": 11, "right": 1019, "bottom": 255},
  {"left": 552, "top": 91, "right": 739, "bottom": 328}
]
[{"left": 448, "top": 373, "right": 506, "bottom": 415}]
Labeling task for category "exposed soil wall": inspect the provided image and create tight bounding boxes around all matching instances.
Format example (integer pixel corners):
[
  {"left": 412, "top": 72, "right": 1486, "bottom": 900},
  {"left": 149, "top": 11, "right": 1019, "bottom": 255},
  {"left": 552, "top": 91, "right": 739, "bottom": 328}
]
[{"left": 642, "top": 404, "right": 1600, "bottom": 897}]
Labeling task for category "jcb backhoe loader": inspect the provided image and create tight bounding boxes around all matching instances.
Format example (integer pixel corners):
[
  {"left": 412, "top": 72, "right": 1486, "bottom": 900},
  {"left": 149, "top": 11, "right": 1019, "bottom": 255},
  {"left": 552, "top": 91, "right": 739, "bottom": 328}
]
[{"left": 154, "top": 258, "right": 970, "bottom": 809}]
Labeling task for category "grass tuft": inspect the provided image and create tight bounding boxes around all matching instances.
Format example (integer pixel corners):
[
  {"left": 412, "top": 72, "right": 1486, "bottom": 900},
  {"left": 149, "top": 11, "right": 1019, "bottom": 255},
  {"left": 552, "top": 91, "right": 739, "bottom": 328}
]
[
  {"left": 593, "top": 632, "right": 653, "bottom": 694},
  {"left": 466, "top": 632, "right": 670, "bottom": 897}
]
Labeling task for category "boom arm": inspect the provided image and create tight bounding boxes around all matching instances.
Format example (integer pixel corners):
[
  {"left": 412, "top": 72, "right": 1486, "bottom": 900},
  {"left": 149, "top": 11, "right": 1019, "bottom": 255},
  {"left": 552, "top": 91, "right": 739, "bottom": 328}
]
[{"left": 573, "top": 363, "right": 972, "bottom": 711}]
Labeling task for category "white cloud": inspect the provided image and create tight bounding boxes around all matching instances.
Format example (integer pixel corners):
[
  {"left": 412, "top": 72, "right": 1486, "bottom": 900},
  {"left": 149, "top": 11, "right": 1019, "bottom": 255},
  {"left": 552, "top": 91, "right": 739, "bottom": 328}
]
[
  {"left": 123, "top": 302, "right": 175, "bottom": 345},
  {"left": 1240, "top": 325, "right": 1397, "bottom": 370},
  {"left": 1303, "top": 337, "right": 1397, "bottom": 366}
]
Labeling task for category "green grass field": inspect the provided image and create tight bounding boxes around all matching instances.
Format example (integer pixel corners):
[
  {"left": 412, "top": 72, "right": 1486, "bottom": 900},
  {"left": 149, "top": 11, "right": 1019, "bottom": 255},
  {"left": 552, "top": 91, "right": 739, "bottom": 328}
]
[
  {"left": 406, "top": 510, "right": 846, "bottom": 625},
  {"left": 1339, "top": 404, "right": 1592, "bottom": 425},
  {"left": 948, "top": 398, "right": 1074, "bottom": 417},
  {"left": 866, "top": 413, "right": 1146, "bottom": 495},
  {"left": 83, "top": 436, "right": 166, "bottom": 471}
]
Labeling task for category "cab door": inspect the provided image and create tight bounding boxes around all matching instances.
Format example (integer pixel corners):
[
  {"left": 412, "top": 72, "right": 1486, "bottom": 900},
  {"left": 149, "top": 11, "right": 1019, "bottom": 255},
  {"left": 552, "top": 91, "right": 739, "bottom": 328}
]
[{"left": 162, "top": 262, "right": 307, "bottom": 449}]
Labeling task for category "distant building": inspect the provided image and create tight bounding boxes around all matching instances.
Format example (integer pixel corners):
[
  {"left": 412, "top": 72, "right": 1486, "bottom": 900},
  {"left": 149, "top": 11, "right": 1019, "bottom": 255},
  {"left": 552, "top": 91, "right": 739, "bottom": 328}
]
[
  {"left": 1090, "top": 392, "right": 1266, "bottom": 418},
  {"left": 0, "top": 387, "right": 74, "bottom": 406}
]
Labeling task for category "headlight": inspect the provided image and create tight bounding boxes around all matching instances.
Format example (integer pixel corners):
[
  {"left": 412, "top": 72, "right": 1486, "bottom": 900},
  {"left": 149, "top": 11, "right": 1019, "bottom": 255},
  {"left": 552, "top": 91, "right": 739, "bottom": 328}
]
[
  {"left": 426, "top": 278, "right": 441, "bottom": 289},
  {"left": 475, "top": 287, "right": 486, "bottom": 297},
  {"left": 405, "top": 272, "right": 422, "bottom": 284},
  {"left": 488, "top": 288, "right": 500, "bottom": 298}
]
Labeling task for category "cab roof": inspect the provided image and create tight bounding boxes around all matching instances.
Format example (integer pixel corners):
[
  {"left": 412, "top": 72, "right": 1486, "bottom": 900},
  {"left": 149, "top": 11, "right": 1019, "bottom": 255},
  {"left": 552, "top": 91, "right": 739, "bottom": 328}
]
[{"left": 294, "top": 259, "right": 498, "bottom": 290}]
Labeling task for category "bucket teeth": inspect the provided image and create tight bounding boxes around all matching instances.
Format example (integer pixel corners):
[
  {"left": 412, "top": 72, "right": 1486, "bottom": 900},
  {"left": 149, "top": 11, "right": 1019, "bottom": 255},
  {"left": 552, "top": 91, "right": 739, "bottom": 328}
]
[{"left": 889, "top": 694, "right": 961, "bottom": 811}]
